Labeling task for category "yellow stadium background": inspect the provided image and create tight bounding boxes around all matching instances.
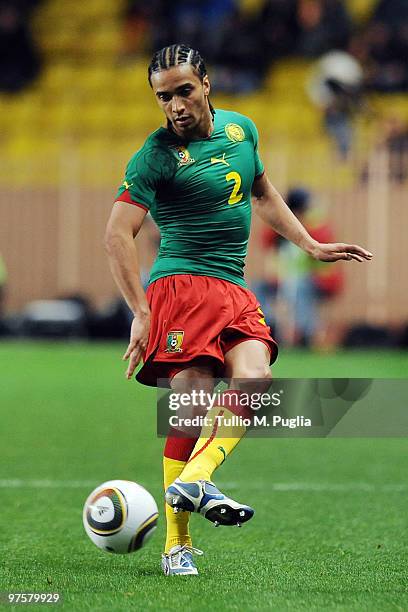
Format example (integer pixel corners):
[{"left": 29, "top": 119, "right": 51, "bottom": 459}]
[{"left": 0, "top": 0, "right": 407, "bottom": 337}]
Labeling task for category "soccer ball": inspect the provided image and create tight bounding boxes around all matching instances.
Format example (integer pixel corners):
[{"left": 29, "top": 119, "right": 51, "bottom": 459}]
[{"left": 83, "top": 480, "right": 159, "bottom": 554}]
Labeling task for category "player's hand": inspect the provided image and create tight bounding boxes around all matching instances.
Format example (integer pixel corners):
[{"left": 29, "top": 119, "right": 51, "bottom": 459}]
[
  {"left": 309, "top": 242, "right": 373, "bottom": 263},
  {"left": 123, "top": 312, "right": 151, "bottom": 380}
]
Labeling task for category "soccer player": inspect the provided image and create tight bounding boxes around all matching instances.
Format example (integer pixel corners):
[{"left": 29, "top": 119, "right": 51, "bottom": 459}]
[{"left": 105, "top": 44, "right": 372, "bottom": 576}]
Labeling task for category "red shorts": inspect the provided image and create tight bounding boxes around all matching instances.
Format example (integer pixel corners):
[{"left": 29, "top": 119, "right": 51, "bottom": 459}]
[{"left": 136, "top": 275, "right": 278, "bottom": 387}]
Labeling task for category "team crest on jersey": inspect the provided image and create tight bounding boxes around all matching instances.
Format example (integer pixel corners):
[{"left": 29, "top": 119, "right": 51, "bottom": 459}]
[
  {"left": 225, "top": 123, "right": 245, "bottom": 143},
  {"left": 165, "top": 330, "right": 184, "bottom": 353},
  {"left": 172, "top": 146, "right": 195, "bottom": 167}
]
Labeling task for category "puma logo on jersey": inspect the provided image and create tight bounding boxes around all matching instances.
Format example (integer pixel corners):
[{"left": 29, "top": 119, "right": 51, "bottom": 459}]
[
  {"left": 123, "top": 180, "right": 133, "bottom": 189},
  {"left": 211, "top": 153, "right": 230, "bottom": 167}
]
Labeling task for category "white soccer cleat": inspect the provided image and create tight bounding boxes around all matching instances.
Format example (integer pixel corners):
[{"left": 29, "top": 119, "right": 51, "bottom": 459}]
[
  {"left": 161, "top": 544, "right": 203, "bottom": 576},
  {"left": 165, "top": 479, "right": 254, "bottom": 526}
]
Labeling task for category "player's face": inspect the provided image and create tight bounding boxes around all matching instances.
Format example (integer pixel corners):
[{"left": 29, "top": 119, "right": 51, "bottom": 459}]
[{"left": 151, "top": 65, "right": 211, "bottom": 138}]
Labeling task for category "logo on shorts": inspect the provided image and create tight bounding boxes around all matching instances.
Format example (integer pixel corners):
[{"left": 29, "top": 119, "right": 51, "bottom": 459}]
[
  {"left": 172, "top": 146, "right": 195, "bottom": 167},
  {"left": 165, "top": 330, "right": 184, "bottom": 353},
  {"left": 225, "top": 123, "right": 245, "bottom": 143},
  {"left": 257, "top": 307, "right": 266, "bottom": 326}
]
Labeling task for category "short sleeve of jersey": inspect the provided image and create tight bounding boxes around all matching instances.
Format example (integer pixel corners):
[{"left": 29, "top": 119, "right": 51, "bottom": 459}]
[
  {"left": 115, "top": 138, "right": 177, "bottom": 211},
  {"left": 115, "top": 145, "right": 157, "bottom": 211},
  {"left": 246, "top": 117, "right": 264, "bottom": 178}
]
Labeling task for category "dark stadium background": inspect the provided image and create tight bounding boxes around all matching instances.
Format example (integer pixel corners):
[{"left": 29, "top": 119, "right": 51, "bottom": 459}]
[{"left": 0, "top": 1, "right": 407, "bottom": 610}]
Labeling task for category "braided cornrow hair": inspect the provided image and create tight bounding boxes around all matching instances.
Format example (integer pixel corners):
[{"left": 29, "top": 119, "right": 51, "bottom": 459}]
[{"left": 148, "top": 44, "right": 215, "bottom": 116}]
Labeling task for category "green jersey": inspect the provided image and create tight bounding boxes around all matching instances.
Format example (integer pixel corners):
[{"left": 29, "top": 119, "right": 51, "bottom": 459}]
[{"left": 115, "top": 109, "right": 264, "bottom": 287}]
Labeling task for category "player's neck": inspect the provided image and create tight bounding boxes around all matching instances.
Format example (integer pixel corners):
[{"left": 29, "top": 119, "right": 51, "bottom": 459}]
[
  {"left": 191, "top": 107, "right": 214, "bottom": 141},
  {"left": 170, "top": 106, "right": 214, "bottom": 142}
]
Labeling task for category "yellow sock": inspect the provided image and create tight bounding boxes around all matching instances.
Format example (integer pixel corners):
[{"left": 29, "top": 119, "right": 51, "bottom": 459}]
[
  {"left": 179, "top": 407, "right": 246, "bottom": 483},
  {"left": 163, "top": 456, "right": 192, "bottom": 553}
]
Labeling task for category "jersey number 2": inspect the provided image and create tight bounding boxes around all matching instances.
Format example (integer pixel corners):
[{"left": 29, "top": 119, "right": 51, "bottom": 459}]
[{"left": 226, "top": 171, "right": 243, "bottom": 205}]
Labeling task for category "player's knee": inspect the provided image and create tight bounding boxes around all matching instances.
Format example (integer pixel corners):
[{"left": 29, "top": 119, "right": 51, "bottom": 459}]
[
  {"left": 171, "top": 366, "right": 214, "bottom": 393},
  {"left": 231, "top": 364, "right": 272, "bottom": 381}
]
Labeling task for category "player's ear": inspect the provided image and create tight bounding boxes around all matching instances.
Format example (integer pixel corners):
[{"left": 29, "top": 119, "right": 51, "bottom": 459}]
[{"left": 202, "top": 75, "right": 210, "bottom": 97}]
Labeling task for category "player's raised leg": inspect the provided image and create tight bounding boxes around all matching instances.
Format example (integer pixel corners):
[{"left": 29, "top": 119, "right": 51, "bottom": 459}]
[{"left": 166, "top": 340, "right": 272, "bottom": 526}]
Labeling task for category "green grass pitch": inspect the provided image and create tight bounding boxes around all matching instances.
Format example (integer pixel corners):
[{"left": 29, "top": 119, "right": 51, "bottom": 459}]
[{"left": 1, "top": 342, "right": 407, "bottom": 611}]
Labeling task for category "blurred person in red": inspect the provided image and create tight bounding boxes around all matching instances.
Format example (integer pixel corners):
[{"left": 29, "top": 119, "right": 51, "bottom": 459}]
[{"left": 254, "top": 187, "right": 343, "bottom": 347}]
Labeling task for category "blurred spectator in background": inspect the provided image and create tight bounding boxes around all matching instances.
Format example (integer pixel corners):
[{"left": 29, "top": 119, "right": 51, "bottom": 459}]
[
  {"left": 122, "top": 0, "right": 407, "bottom": 95},
  {"left": 362, "top": 0, "right": 408, "bottom": 92},
  {"left": 0, "top": 0, "right": 42, "bottom": 92},
  {"left": 362, "top": 114, "right": 408, "bottom": 184},
  {"left": 123, "top": 0, "right": 265, "bottom": 92},
  {"left": 174, "top": 0, "right": 236, "bottom": 61},
  {"left": 253, "top": 188, "right": 343, "bottom": 347},
  {"left": 379, "top": 115, "right": 408, "bottom": 183},
  {"left": 122, "top": 1, "right": 155, "bottom": 57},
  {"left": 165, "top": 0, "right": 263, "bottom": 94},
  {"left": 373, "top": 0, "right": 408, "bottom": 25},
  {"left": 295, "top": 0, "right": 352, "bottom": 58},
  {"left": 255, "top": 0, "right": 298, "bottom": 62},
  {"left": 124, "top": 0, "right": 180, "bottom": 57},
  {"left": 122, "top": 1, "right": 174, "bottom": 56},
  {"left": 308, "top": 50, "right": 364, "bottom": 158},
  {"left": 210, "top": 4, "right": 266, "bottom": 93}
]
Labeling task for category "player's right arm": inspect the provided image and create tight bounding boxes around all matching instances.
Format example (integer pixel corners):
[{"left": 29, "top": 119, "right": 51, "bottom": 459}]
[
  {"left": 106, "top": 137, "right": 172, "bottom": 379},
  {"left": 104, "top": 201, "right": 150, "bottom": 379}
]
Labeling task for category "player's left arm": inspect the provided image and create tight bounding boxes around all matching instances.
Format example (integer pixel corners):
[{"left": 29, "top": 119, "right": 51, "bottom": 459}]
[{"left": 251, "top": 173, "right": 373, "bottom": 263}]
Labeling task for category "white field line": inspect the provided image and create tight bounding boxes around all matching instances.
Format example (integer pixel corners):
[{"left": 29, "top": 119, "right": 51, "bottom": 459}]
[
  {"left": 223, "top": 482, "right": 408, "bottom": 493},
  {"left": 0, "top": 479, "right": 407, "bottom": 493},
  {"left": 0, "top": 479, "right": 98, "bottom": 488}
]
